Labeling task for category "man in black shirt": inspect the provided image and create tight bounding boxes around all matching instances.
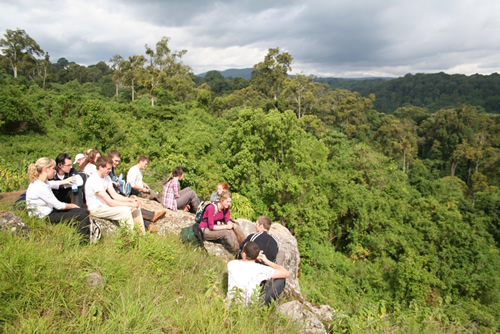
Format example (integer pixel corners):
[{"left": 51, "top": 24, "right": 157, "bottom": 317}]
[
  {"left": 240, "top": 216, "right": 279, "bottom": 262},
  {"left": 51, "top": 153, "right": 85, "bottom": 207}
]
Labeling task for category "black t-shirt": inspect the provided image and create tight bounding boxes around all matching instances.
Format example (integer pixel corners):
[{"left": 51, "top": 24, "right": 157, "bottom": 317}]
[{"left": 240, "top": 231, "right": 279, "bottom": 263}]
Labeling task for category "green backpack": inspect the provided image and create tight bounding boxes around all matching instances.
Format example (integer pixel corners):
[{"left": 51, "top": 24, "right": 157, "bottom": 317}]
[{"left": 180, "top": 223, "right": 204, "bottom": 247}]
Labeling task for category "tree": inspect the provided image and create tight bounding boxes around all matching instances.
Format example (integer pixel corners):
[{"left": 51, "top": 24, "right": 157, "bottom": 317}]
[
  {"left": 420, "top": 105, "right": 494, "bottom": 179},
  {"left": 373, "top": 115, "right": 418, "bottom": 172},
  {"left": 143, "top": 37, "right": 191, "bottom": 106},
  {"left": 0, "top": 28, "right": 43, "bottom": 78},
  {"left": 124, "top": 55, "right": 146, "bottom": 101},
  {"left": 109, "top": 55, "right": 124, "bottom": 99},
  {"left": 251, "top": 48, "right": 293, "bottom": 105},
  {"left": 283, "top": 74, "right": 315, "bottom": 118}
]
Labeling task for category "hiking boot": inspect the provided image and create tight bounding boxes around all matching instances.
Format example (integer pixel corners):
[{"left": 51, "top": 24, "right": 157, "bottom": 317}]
[
  {"left": 148, "top": 223, "right": 158, "bottom": 233},
  {"left": 151, "top": 209, "right": 166, "bottom": 222}
]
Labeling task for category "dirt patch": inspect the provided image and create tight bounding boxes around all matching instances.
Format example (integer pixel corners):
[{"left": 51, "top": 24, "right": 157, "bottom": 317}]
[{"left": 0, "top": 190, "right": 25, "bottom": 208}]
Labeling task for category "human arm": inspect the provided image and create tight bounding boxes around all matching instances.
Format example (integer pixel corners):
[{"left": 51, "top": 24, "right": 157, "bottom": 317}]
[
  {"left": 37, "top": 181, "right": 79, "bottom": 210},
  {"left": 239, "top": 234, "right": 252, "bottom": 250},
  {"left": 204, "top": 204, "right": 229, "bottom": 230},
  {"left": 105, "top": 182, "right": 139, "bottom": 208},
  {"left": 96, "top": 190, "right": 139, "bottom": 208},
  {"left": 257, "top": 254, "right": 290, "bottom": 279},
  {"left": 127, "top": 166, "right": 149, "bottom": 193},
  {"left": 48, "top": 176, "right": 77, "bottom": 189},
  {"left": 172, "top": 178, "right": 179, "bottom": 198}
]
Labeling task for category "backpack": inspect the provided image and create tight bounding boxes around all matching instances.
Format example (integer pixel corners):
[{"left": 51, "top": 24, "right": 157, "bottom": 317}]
[
  {"left": 182, "top": 201, "right": 218, "bottom": 247},
  {"left": 194, "top": 201, "right": 218, "bottom": 224},
  {"left": 13, "top": 192, "right": 27, "bottom": 210},
  {"left": 181, "top": 223, "right": 204, "bottom": 247}
]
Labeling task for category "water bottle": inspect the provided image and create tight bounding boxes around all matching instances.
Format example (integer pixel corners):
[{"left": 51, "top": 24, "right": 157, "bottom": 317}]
[{"left": 71, "top": 174, "right": 78, "bottom": 193}]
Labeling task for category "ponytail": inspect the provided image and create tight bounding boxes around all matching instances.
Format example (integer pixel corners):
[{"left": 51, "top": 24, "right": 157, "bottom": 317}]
[
  {"left": 166, "top": 166, "right": 184, "bottom": 183},
  {"left": 28, "top": 157, "right": 55, "bottom": 183}
]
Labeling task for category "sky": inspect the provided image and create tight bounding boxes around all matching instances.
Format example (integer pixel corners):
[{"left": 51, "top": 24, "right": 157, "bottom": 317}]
[{"left": 1, "top": 0, "right": 499, "bottom": 78}]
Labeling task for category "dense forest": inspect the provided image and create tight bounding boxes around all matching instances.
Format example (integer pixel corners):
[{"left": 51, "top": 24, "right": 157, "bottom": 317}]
[
  {"left": 1, "top": 29, "right": 499, "bottom": 332},
  {"left": 318, "top": 72, "right": 500, "bottom": 114}
]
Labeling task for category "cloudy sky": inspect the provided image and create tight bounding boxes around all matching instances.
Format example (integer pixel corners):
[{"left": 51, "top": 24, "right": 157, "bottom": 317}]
[{"left": 1, "top": 0, "right": 499, "bottom": 78}]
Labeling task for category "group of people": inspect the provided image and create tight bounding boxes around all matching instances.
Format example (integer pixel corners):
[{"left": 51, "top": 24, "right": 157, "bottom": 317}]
[
  {"left": 160, "top": 166, "right": 290, "bottom": 305},
  {"left": 25, "top": 151, "right": 166, "bottom": 241},
  {"left": 24, "top": 152, "right": 290, "bottom": 305}
]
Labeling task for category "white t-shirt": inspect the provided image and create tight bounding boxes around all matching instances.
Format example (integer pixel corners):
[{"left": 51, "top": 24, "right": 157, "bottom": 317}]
[
  {"left": 85, "top": 173, "right": 112, "bottom": 211},
  {"left": 83, "top": 163, "right": 97, "bottom": 176},
  {"left": 26, "top": 180, "right": 66, "bottom": 218},
  {"left": 227, "top": 260, "right": 275, "bottom": 304},
  {"left": 127, "top": 165, "right": 143, "bottom": 188}
]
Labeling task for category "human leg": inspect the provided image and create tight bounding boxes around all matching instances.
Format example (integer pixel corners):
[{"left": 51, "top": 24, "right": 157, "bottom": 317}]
[
  {"left": 90, "top": 205, "right": 136, "bottom": 230},
  {"left": 231, "top": 223, "right": 246, "bottom": 244},
  {"left": 203, "top": 228, "right": 239, "bottom": 253},
  {"left": 131, "top": 207, "right": 146, "bottom": 234},
  {"left": 176, "top": 187, "right": 200, "bottom": 213},
  {"left": 48, "top": 208, "right": 91, "bottom": 236},
  {"left": 262, "top": 278, "right": 286, "bottom": 306}
]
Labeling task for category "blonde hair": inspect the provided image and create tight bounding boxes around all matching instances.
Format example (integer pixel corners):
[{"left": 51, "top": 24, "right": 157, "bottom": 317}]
[
  {"left": 28, "top": 157, "right": 55, "bottom": 183},
  {"left": 219, "top": 191, "right": 232, "bottom": 202}
]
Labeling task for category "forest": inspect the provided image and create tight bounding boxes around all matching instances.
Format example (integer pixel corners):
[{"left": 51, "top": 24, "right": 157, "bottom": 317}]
[
  {"left": 0, "top": 29, "right": 499, "bottom": 332},
  {"left": 318, "top": 72, "right": 500, "bottom": 114}
]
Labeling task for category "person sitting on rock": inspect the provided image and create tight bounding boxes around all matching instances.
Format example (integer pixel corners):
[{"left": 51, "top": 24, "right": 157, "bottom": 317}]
[
  {"left": 25, "top": 157, "right": 94, "bottom": 241},
  {"left": 161, "top": 166, "right": 200, "bottom": 213},
  {"left": 80, "top": 149, "right": 101, "bottom": 176},
  {"left": 227, "top": 241, "right": 289, "bottom": 305},
  {"left": 239, "top": 215, "right": 286, "bottom": 305},
  {"left": 209, "top": 182, "right": 229, "bottom": 202},
  {"left": 85, "top": 156, "right": 147, "bottom": 234},
  {"left": 50, "top": 153, "right": 85, "bottom": 207},
  {"left": 127, "top": 155, "right": 161, "bottom": 202},
  {"left": 108, "top": 150, "right": 130, "bottom": 196},
  {"left": 198, "top": 191, "right": 245, "bottom": 253},
  {"left": 239, "top": 215, "right": 284, "bottom": 264},
  {"left": 73, "top": 153, "right": 86, "bottom": 171}
]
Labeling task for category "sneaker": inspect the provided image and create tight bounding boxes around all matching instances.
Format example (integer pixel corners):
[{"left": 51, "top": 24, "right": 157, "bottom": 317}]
[{"left": 89, "top": 218, "right": 101, "bottom": 243}]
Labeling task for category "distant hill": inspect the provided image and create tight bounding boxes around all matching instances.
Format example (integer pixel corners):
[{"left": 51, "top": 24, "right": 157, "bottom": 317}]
[
  {"left": 196, "top": 68, "right": 393, "bottom": 82},
  {"left": 196, "top": 68, "right": 253, "bottom": 80},
  {"left": 196, "top": 69, "right": 500, "bottom": 114}
]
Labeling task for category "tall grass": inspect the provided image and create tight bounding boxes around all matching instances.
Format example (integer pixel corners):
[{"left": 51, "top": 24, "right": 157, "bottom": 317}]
[{"left": 0, "top": 211, "right": 299, "bottom": 333}]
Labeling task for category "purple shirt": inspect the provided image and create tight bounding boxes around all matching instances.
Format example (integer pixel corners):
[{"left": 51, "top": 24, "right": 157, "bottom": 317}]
[{"left": 199, "top": 203, "right": 230, "bottom": 230}]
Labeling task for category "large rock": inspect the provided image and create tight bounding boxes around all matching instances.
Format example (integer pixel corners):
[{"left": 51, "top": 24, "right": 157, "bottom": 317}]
[
  {"left": 0, "top": 210, "right": 31, "bottom": 237},
  {"left": 278, "top": 301, "right": 328, "bottom": 334}
]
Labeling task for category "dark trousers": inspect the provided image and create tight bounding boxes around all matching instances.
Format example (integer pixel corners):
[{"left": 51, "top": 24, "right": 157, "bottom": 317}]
[
  {"left": 262, "top": 278, "right": 286, "bottom": 306},
  {"left": 48, "top": 208, "right": 91, "bottom": 237}
]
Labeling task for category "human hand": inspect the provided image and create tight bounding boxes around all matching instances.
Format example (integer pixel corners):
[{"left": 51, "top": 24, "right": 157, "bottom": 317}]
[
  {"left": 63, "top": 177, "right": 76, "bottom": 185},
  {"left": 257, "top": 253, "right": 269, "bottom": 264},
  {"left": 226, "top": 221, "right": 234, "bottom": 230}
]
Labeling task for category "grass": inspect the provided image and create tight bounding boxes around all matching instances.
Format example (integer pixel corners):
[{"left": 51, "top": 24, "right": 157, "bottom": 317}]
[{"left": 0, "top": 209, "right": 300, "bottom": 333}]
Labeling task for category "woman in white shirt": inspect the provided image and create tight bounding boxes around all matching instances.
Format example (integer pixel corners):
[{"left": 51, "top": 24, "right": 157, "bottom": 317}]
[
  {"left": 80, "top": 149, "right": 101, "bottom": 175},
  {"left": 26, "top": 157, "right": 94, "bottom": 240}
]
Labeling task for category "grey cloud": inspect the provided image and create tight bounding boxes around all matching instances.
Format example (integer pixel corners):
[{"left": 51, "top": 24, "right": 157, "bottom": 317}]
[{"left": 0, "top": 0, "right": 499, "bottom": 77}]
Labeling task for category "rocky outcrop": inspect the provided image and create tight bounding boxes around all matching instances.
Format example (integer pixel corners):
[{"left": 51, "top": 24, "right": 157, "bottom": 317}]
[
  {"left": 0, "top": 210, "right": 31, "bottom": 237},
  {"left": 279, "top": 301, "right": 328, "bottom": 334},
  {"left": 128, "top": 197, "right": 334, "bottom": 331},
  {"left": 3, "top": 196, "right": 335, "bottom": 332}
]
